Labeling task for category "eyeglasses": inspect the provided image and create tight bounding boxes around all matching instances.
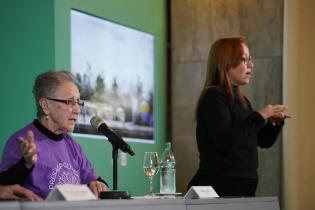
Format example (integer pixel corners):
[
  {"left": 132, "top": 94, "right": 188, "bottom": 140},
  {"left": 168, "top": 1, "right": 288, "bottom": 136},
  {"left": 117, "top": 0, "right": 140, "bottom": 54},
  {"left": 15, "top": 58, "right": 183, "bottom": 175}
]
[
  {"left": 46, "top": 97, "right": 85, "bottom": 107},
  {"left": 240, "top": 56, "right": 253, "bottom": 65}
]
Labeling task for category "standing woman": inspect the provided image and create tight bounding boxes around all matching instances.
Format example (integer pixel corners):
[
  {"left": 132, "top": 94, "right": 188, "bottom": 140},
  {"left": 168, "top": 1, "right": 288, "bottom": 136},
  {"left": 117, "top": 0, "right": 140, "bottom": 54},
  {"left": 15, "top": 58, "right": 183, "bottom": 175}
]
[
  {"left": 187, "top": 37, "right": 289, "bottom": 197},
  {"left": 0, "top": 70, "right": 108, "bottom": 199}
]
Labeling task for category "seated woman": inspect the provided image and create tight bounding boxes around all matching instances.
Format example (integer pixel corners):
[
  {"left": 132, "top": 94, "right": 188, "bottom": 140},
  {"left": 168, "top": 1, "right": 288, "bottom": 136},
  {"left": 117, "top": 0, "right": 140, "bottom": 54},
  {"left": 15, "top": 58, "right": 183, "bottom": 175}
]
[
  {"left": 0, "top": 70, "right": 108, "bottom": 199},
  {"left": 0, "top": 168, "right": 42, "bottom": 201},
  {"left": 0, "top": 185, "right": 42, "bottom": 201}
]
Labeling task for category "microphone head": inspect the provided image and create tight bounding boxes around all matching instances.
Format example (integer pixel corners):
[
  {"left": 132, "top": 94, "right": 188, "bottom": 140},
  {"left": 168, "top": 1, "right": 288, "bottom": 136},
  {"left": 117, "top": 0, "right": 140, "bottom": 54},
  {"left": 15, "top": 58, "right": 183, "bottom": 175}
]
[{"left": 90, "top": 116, "right": 104, "bottom": 131}]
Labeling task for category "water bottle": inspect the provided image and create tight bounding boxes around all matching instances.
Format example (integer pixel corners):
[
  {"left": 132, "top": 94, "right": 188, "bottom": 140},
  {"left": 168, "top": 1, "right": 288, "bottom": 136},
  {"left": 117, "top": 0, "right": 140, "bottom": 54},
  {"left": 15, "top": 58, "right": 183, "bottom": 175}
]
[{"left": 160, "top": 142, "right": 176, "bottom": 193}]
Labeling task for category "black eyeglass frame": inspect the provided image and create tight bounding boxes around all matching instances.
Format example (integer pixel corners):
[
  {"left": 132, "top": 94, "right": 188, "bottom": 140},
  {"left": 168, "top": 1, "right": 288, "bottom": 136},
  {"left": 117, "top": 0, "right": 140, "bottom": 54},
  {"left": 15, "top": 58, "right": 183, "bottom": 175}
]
[{"left": 46, "top": 97, "right": 85, "bottom": 107}]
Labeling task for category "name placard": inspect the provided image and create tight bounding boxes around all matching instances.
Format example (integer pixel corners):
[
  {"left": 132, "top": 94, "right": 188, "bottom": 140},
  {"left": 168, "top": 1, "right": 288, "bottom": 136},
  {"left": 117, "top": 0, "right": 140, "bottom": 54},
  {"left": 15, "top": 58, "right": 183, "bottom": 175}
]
[
  {"left": 184, "top": 186, "right": 219, "bottom": 199},
  {"left": 46, "top": 184, "right": 97, "bottom": 201}
]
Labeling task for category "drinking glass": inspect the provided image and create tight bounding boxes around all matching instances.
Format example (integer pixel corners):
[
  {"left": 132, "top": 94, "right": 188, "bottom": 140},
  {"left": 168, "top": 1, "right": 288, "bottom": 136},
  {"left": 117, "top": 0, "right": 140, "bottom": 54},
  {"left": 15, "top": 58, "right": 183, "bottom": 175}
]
[{"left": 143, "top": 152, "right": 160, "bottom": 195}]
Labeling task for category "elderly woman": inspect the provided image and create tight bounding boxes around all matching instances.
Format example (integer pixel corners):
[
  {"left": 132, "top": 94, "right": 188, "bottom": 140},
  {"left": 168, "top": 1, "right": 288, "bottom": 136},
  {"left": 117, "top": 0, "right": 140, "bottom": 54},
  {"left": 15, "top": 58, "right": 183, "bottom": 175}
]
[{"left": 0, "top": 70, "right": 108, "bottom": 199}]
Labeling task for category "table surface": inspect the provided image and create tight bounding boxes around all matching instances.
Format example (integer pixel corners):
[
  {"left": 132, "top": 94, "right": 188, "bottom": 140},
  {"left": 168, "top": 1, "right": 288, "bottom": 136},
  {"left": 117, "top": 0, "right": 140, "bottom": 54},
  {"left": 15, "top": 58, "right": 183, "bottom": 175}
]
[{"left": 0, "top": 196, "right": 279, "bottom": 210}]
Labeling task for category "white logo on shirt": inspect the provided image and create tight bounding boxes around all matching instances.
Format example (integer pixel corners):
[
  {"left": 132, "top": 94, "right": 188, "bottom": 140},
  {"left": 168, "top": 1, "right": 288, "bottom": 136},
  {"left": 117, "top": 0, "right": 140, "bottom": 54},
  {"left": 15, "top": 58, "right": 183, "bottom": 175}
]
[{"left": 49, "top": 162, "right": 80, "bottom": 189}]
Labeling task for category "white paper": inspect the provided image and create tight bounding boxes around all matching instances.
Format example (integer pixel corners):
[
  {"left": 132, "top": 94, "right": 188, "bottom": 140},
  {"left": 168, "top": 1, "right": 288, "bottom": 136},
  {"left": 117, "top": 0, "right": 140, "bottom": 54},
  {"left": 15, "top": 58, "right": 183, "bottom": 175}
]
[
  {"left": 184, "top": 186, "right": 219, "bottom": 199},
  {"left": 46, "top": 184, "right": 97, "bottom": 201}
]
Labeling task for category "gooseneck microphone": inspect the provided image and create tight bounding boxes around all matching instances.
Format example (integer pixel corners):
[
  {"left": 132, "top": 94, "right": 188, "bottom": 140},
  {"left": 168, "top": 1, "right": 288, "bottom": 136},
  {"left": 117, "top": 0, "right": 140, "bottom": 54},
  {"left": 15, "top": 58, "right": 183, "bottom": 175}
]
[{"left": 90, "top": 116, "right": 135, "bottom": 156}]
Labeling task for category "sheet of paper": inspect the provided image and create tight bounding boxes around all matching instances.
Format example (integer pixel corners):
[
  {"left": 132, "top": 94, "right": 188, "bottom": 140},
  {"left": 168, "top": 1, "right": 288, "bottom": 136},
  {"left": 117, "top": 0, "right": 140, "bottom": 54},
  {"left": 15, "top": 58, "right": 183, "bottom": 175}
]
[{"left": 46, "top": 184, "right": 97, "bottom": 201}]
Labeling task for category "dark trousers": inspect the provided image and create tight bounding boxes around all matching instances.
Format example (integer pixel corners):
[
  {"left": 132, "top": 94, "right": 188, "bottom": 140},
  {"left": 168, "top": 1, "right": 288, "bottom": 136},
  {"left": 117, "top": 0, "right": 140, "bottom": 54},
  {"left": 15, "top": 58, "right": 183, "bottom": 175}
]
[{"left": 187, "top": 174, "right": 258, "bottom": 197}]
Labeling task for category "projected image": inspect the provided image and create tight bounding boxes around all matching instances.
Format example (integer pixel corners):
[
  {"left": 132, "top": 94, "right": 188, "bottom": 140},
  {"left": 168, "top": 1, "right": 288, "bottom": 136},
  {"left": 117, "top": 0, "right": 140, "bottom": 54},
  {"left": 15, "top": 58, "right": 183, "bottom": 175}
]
[{"left": 70, "top": 10, "right": 155, "bottom": 141}]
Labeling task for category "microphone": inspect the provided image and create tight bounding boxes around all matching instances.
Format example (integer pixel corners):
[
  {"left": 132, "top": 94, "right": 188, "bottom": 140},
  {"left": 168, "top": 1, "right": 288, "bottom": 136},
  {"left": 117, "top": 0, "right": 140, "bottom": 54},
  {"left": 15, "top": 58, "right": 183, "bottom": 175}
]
[{"left": 90, "top": 116, "right": 135, "bottom": 156}]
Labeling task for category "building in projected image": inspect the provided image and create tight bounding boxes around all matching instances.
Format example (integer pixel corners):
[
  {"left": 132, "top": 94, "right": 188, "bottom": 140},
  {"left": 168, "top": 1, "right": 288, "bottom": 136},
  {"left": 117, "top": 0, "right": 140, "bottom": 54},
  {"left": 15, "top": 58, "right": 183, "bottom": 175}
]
[{"left": 71, "top": 10, "right": 155, "bottom": 142}]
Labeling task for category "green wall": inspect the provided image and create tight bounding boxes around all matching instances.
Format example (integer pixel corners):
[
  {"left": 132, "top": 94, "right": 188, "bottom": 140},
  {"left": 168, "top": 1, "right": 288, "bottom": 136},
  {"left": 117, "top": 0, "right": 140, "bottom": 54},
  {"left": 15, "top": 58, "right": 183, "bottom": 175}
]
[
  {"left": 0, "top": 0, "right": 166, "bottom": 196},
  {"left": 0, "top": 0, "right": 55, "bottom": 143}
]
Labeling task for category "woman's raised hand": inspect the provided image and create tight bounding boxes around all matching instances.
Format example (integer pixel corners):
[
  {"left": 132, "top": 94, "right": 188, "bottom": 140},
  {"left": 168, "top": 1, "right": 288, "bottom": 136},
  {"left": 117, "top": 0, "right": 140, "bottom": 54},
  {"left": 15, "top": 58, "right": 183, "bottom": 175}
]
[
  {"left": 18, "top": 130, "right": 38, "bottom": 169},
  {"left": 258, "top": 104, "right": 290, "bottom": 125}
]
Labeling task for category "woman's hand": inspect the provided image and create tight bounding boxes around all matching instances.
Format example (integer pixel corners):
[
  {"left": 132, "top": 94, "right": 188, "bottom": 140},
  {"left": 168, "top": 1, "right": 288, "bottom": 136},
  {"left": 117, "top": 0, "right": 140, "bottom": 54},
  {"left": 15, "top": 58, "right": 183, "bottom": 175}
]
[
  {"left": 0, "top": 184, "right": 43, "bottom": 201},
  {"left": 269, "top": 114, "right": 291, "bottom": 126},
  {"left": 88, "top": 180, "right": 109, "bottom": 197},
  {"left": 258, "top": 104, "right": 290, "bottom": 125},
  {"left": 18, "top": 130, "right": 38, "bottom": 169}
]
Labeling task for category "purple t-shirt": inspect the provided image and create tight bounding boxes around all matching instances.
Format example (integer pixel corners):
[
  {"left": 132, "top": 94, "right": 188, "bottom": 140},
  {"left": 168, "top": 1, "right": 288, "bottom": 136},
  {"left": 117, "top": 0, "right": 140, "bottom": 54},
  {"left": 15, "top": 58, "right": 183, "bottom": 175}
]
[{"left": 0, "top": 122, "right": 98, "bottom": 198}]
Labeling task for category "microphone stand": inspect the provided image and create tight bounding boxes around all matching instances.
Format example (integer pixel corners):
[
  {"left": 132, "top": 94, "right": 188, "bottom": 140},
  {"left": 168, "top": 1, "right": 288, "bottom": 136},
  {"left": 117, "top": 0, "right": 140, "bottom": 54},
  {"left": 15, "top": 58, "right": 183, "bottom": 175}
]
[
  {"left": 99, "top": 140, "right": 131, "bottom": 199},
  {"left": 113, "top": 143, "right": 118, "bottom": 190}
]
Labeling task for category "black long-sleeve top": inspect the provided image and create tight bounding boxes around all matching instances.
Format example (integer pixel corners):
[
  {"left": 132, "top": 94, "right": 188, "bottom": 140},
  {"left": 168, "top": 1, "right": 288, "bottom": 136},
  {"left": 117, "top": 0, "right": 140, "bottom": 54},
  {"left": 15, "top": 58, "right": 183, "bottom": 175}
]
[
  {"left": 196, "top": 87, "right": 283, "bottom": 179},
  {"left": 0, "top": 158, "right": 30, "bottom": 185}
]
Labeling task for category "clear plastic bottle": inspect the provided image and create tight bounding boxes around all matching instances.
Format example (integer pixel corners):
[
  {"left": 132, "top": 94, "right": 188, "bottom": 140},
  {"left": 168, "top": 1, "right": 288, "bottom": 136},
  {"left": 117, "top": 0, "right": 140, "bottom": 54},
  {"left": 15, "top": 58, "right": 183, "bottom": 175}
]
[{"left": 160, "top": 142, "right": 176, "bottom": 194}]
